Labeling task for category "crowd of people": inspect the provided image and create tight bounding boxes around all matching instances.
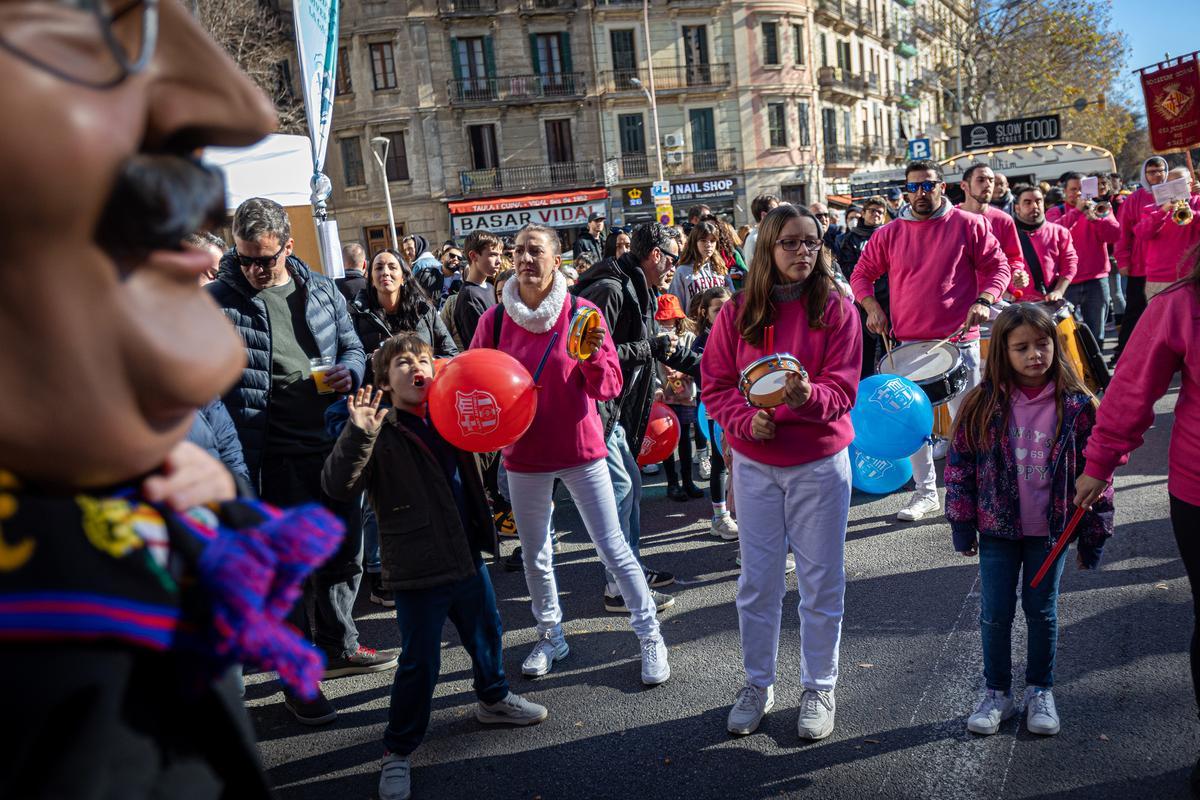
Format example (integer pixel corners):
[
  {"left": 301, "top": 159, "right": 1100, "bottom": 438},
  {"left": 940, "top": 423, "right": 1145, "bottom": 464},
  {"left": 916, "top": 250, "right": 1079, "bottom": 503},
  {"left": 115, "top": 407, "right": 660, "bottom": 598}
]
[{"left": 174, "top": 154, "right": 1200, "bottom": 800}]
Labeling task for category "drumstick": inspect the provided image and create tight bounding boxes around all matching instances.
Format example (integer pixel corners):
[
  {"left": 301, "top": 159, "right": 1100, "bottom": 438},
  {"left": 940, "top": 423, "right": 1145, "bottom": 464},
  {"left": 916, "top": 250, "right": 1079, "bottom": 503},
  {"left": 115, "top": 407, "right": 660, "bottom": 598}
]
[
  {"left": 1030, "top": 507, "right": 1087, "bottom": 588},
  {"left": 533, "top": 331, "right": 559, "bottom": 383},
  {"left": 929, "top": 325, "right": 968, "bottom": 351}
]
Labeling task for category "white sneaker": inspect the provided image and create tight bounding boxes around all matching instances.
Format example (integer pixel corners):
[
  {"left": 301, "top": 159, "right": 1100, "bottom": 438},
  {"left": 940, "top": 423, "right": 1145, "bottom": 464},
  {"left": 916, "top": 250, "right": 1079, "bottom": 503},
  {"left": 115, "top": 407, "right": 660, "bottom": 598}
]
[
  {"left": 711, "top": 513, "right": 739, "bottom": 540},
  {"left": 727, "top": 684, "right": 774, "bottom": 735},
  {"left": 1024, "top": 686, "right": 1060, "bottom": 735},
  {"left": 785, "top": 553, "right": 796, "bottom": 574},
  {"left": 475, "top": 692, "right": 548, "bottom": 726},
  {"left": 640, "top": 463, "right": 660, "bottom": 475},
  {"left": 521, "top": 626, "right": 568, "bottom": 677},
  {"left": 640, "top": 635, "right": 671, "bottom": 685},
  {"left": 697, "top": 448, "right": 712, "bottom": 479},
  {"left": 966, "top": 688, "right": 1016, "bottom": 735},
  {"left": 897, "top": 491, "right": 941, "bottom": 521},
  {"left": 932, "top": 438, "right": 949, "bottom": 460},
  {"left": 796, "top": 688, "right": 836, "bottom": 740},
  {"left": 379, "top": 753, "right": 412, "bottom": 800}
]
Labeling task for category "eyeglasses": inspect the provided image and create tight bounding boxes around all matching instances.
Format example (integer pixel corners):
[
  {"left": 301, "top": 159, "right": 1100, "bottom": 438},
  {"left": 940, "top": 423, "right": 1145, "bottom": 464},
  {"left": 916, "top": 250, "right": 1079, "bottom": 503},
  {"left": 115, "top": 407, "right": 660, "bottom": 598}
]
[
  {"left": 813, "top": 213, "right": 831, "bottom": 220},
  {"left": 776, "top": 238, "right": 823, "bottom": 253},
  {"left": 905, "top": 180, "right": 940, "bottom": 194},
  {"left": 659, "top": 247, "right": 679, "bottom": 268},
  {"left": 236, "top": 242, "right": 285, "bottom": 270}
]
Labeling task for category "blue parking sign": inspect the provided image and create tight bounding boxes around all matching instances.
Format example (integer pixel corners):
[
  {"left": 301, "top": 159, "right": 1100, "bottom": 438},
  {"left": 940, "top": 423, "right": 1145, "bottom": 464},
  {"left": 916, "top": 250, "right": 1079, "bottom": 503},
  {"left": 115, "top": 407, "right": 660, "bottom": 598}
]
[{"left": 907, "top": 138, "right": 931, "bottom": 160}]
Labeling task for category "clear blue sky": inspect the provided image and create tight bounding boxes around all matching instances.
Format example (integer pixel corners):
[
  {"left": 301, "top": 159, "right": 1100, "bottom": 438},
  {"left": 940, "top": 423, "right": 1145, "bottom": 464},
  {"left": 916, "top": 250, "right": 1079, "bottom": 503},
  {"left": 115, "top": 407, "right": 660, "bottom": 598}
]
[{"left": 1111, "top": 0, "right": 1200, "bottom": 106}]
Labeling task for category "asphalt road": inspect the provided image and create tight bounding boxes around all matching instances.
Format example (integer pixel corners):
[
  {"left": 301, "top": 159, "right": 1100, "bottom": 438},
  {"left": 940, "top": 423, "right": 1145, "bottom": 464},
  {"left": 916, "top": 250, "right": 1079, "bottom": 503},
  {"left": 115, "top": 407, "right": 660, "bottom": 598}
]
[{"left": 249, "top": 384, "right": 1195, "bottom": 800}]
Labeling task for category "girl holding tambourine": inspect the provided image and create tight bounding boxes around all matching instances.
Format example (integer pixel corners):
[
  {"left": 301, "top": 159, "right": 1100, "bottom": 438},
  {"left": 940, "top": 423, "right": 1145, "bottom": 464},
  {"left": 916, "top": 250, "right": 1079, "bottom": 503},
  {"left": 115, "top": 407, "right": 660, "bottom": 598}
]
[{"left": 700, "top": 204, "right": 862, "bottom": 741}]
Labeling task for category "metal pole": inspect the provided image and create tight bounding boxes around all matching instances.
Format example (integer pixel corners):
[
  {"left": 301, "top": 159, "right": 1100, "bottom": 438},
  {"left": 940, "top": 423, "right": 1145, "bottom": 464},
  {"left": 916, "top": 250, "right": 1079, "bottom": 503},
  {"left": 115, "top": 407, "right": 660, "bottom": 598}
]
[
  {"left": 955, "top": 44, "right": 963, "bottom": 156},
  {"left": 642, "top": 0, "right": 664, "bottom": 183},
  {"left": 371, "top": 137, "right": 398, "bottom": 250}
]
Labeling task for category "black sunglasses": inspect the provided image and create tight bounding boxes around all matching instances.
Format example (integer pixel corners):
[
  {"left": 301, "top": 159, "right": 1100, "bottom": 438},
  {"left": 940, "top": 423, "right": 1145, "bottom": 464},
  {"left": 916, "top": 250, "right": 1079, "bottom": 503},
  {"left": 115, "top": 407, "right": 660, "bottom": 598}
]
[
  {"left": 236, "top": 242, "right": 285, "bottom": 270},
  {"left": 905, "top": 180, "right": 940, "bottom": 194}
]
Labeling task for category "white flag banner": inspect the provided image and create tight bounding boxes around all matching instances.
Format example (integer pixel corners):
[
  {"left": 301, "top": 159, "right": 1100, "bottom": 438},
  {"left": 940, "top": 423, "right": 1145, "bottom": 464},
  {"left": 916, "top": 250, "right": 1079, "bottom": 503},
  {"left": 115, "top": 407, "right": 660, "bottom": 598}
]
[{"left": 293, "top": 0, "right": 338, "bottom": 191}]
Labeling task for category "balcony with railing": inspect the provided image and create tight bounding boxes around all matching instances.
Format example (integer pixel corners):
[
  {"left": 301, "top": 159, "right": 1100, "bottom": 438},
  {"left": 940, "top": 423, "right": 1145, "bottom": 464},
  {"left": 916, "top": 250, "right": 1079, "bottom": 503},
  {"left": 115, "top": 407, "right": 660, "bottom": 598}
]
[
  {"left": 814, "top": 0, "right": 857, "bottom": 33},
  {"left": 824, "top": 144, "right": 858, "bottom": 166},
  {"left": 599, "top": 63, "right": 731, "bottom": 93},
  {"left": 818, "top": 65, "right": 865, "bottom": 104},
  {"left": 860, "top": 136, "right": 887, "bottom": 160},
  {"left": 863, "top": 71, "right": 883, "bottom": 96},
  {"left": 593, "top": 0, "right": 643, "bottom": 8},
  {"left": 437, "top": 0, "right": 498, "bottom": 16},
  {"left": 458, "top": 161, "right": 599, "bottom": 197},
  {"left": 914, "top": 14, "right": 944, "bottom": 38},
  {"left": 613, "top": 149, "right": 739, "bottom": 181},
  {"left": 519, "top": 0, "right": 577, "bottom": 11},
  {"left": 447, "top": 73, "right": 586, "bottom": 105},
  {"left": 894, "top": 33, "right": 918, "bottom": 58}
]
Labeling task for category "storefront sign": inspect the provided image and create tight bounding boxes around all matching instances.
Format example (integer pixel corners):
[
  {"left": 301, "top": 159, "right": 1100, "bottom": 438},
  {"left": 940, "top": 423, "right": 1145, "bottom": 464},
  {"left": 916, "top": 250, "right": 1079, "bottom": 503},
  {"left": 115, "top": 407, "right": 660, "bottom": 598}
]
[
  {"left": 623, "top": 178, "right": 737, "bottom": 210},
  {"left": 960, "top": 115, "right": 1060, "bottom": 150},
  {"left": 448, "top": 189, "right": 608, "bottom": 237},
  {"left": 1139, "top": 52, "right": 1200, "bottom": 153}
]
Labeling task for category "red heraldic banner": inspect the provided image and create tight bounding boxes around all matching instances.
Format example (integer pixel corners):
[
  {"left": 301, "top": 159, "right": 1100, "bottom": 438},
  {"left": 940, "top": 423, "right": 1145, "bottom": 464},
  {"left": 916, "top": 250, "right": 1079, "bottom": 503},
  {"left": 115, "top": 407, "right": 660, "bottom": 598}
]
[{"left": 1139, "top": 52, "right": 1200, "bottom": 153}]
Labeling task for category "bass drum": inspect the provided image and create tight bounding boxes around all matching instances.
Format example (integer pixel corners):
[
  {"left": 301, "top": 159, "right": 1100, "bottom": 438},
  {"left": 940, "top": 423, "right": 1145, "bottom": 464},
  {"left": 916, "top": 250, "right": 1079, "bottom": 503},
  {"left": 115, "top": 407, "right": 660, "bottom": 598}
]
[{"left": 1043, "top": 300, "right": 1110, "bottom": 393}]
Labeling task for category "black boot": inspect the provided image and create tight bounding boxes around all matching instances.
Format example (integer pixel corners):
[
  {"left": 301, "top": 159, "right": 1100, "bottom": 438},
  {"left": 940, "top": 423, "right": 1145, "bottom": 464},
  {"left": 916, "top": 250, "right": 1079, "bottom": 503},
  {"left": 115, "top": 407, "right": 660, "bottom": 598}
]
[{"left": 667, "top": 485, "right": 687, "bottom": 502}]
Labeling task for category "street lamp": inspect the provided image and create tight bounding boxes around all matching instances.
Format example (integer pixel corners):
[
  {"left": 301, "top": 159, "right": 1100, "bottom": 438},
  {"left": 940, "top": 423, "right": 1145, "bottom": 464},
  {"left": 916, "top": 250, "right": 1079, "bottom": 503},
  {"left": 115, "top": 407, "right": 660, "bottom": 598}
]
[
  {"left": 370, "top": 135, "right": 398, "bottom": 250},
  {"left": 630, "top": 77, "right": 665, "bottom": 183}
]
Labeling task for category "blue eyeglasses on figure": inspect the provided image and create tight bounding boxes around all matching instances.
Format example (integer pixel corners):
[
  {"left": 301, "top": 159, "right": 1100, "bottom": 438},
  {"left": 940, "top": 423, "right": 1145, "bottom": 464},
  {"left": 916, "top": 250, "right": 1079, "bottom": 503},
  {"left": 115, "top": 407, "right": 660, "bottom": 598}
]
[{"left": 904, "top": 180, "right": 940, "bottom": 194}]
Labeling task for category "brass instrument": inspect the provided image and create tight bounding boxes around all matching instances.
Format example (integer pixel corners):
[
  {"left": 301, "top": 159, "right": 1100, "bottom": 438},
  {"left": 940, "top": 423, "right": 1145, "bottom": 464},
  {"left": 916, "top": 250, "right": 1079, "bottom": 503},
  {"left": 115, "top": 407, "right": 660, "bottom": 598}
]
[{"left": 1172, "top": 199, "right": 1194, "bottom": 226}]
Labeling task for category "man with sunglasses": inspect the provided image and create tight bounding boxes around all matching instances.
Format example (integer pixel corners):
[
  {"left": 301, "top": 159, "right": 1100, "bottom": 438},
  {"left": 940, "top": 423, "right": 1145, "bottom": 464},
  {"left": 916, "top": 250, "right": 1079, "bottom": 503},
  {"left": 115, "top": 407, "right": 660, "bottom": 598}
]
[
  {"left": 574, "top": 222, "right": 700, "bottom": 612},
  {"left": 810, "top": 203, "right": 843, "bottom": 252},
  {"left": 851, "top": 161, "right": 1010, "bottom": 521},
  {"left": 209, "top": 198, "right": 397, "bottom": 725}
]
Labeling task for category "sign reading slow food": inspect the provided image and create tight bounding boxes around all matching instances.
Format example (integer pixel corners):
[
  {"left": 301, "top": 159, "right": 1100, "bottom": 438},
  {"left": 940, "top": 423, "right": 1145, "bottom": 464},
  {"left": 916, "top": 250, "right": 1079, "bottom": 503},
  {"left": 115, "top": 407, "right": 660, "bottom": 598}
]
[
  {"left": 960, "top": 115, "right": 1060, "bottom": 150},
  {"left": 448, "top": 189, "right": 609, "bottom": 237}
]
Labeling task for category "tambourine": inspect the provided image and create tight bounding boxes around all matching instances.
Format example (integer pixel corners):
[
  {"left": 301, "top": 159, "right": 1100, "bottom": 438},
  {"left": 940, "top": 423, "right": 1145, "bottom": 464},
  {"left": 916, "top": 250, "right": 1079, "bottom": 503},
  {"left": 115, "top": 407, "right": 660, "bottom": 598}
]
[
  {"left": 566, "top": 307, "right": 601, "bottom": 361},
  {"left": 738, "top": 353, "right": 807, "bottom": 408}
]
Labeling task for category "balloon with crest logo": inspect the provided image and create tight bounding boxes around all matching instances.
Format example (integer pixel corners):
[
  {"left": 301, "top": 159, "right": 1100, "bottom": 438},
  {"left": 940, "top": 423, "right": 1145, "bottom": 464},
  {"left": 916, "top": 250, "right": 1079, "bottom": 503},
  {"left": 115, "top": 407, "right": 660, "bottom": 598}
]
[
  {"left": 428, "top": 350, "right": 537, "bottom": 452},
  {"left": 849, "top": 445, "right": 914, "bottom": 494},
  {"left": 850, "top": 374, "right": 934, "bottom": 460},
  {"left": 637, "top": 402, "right": 681, "bottom": 466}
]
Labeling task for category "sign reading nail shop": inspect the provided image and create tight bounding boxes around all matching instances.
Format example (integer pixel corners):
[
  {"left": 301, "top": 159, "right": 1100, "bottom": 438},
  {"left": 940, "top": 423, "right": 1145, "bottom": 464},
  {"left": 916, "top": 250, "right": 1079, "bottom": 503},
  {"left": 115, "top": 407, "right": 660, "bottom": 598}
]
[
  {"left": 448, "top": 189, "right": 608, "bottom": 237},
  {"left": 623, "top": 178, "right": 737, "bottom": 211}
]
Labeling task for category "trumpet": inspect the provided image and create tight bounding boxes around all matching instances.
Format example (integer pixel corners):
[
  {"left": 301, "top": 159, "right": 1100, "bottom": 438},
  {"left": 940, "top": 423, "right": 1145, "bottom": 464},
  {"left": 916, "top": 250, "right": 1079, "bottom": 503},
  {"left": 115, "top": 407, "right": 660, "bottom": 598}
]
[{"left": 1173, "top": 199, "right": 1194, "bottom": 226}]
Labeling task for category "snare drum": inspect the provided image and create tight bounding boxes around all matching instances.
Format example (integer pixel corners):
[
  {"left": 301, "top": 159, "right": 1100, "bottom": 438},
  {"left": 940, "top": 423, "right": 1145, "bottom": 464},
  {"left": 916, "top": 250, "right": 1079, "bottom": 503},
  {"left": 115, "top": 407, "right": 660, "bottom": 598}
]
[
  {"left": 878, "top": 340, "right": 968, "bottom": 406},
  {"left": 566, "top": 307, "right": 601, "bottom": 360},
  {"left": 738, "top": 353, "right": 807, "bottom": 408}
]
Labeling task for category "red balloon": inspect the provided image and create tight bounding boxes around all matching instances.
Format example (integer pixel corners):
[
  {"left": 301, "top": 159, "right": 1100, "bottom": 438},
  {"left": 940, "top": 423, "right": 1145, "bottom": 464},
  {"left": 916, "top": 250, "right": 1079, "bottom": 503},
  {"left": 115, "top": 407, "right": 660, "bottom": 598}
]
[
  {"left": 433, "top": 357, "right": 450, "bottom": 375},
  {"left": 637, "top": 402, "right": 681, "bottom": 466},
  {"left": 428, "top": 350, "right": 537, "bottom": 453}
]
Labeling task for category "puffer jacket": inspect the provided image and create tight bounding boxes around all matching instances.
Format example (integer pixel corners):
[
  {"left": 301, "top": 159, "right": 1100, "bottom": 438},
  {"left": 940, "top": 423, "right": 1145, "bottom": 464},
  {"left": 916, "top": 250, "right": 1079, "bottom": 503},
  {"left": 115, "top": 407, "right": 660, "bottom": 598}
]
[
  {"left": 185, "top": 397, "right": 250, "bottom": 486},
  {"left": 573, "top": 253, "right": 701, "bottom": 453},
  {"left": 206, "top": 253, "right": 366, "bottom": 485},
  {"left": 944, "top": 386, "right": 1114, "bottom": 566},
  {"left": 349, "top": 287, "right": 458, "bottom": 384}
]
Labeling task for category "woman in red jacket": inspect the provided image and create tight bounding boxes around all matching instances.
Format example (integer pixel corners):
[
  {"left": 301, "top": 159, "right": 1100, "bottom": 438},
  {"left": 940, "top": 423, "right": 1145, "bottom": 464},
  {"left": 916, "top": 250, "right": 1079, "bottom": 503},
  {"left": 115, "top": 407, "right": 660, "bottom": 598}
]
[{"left": 701, "top": 204, "right": 862, "bottom": 741}]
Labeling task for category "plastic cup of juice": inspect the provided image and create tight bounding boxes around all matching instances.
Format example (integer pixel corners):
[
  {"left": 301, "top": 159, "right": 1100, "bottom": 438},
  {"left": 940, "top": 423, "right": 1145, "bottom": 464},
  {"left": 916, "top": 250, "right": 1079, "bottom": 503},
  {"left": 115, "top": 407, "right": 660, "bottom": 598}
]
[{"left": 310, "top": 356, "right": 336, "bottom": 394}]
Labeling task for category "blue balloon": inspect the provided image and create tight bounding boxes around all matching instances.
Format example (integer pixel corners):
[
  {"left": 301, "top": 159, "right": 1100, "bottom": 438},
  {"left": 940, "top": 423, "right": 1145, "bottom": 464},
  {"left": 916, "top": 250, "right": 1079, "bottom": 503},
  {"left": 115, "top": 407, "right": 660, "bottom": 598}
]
[
  {"left": 697, "top": 402, "right": 723, "bottom": 454},
  {"left": 850, "top": 374, "right": 934, "bottom": 460},
  {"left": 849, "top": 445, "right": 914, "bottom": 494}
]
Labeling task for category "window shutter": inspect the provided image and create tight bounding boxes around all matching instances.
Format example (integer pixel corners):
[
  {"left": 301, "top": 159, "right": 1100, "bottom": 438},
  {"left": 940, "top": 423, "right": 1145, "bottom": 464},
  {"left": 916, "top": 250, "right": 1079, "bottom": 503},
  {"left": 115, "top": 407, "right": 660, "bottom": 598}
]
[
  {"left": 483, "top": 35, "right": 496, "bottom": 78},
  {"left": 450, "top": 38, "right": 462, "bottom": 81},
  {"left": 560, "top": 32, "right": 573, "bottom": 73},
  {"left": 530, "top": 34, "right": 542, "bottom": 74}
]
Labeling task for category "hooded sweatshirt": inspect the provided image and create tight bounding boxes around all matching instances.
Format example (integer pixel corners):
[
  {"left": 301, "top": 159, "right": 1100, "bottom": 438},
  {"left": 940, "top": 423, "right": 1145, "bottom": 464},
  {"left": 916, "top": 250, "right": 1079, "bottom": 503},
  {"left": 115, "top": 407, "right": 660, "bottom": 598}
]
[
  {"left": 1133, "top": 193, "right": 1200, "bottom": 283},
  {"left": 1044, "top": 202, "right": 1120, "bottom": 282},
  {"left": 469, "top": 271, "right": 623, "bottom": 472},
  {"left": 409, "top": 234, "right": 441, "bottom": 272},
  {"left": 1009, "top": 217, "right": 1078, "bottom": 300},
  {"left": 1010, "top": 382, "right": 1058, "bottom": 537},
  {"left": 1083, "top": 281, "right": 1200, "bottom": 505},
  {"left": 1114, "top": 157, "right": 1170, "bottom": 277},
  {"left": 850, "top": 198, "right": 1010, "bottom": 341}
]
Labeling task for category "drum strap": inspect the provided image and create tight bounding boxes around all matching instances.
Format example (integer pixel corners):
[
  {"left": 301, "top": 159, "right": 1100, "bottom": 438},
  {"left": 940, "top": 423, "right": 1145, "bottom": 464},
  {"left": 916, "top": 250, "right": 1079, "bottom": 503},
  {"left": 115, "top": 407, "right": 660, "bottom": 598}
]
[
  {"left": 492, "top": 294, "right": 576, "bottom": 347},
  {"left": 1017, "top": 230, "right": 1049, "bottom": 296}
]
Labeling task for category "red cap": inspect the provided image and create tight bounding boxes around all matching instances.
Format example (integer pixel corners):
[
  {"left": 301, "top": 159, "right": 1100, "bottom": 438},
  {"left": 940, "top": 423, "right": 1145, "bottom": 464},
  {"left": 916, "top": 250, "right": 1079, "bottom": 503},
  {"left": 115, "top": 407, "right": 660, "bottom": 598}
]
[{"left": 655, "top": 293, "right": 686, "bottom": 321}]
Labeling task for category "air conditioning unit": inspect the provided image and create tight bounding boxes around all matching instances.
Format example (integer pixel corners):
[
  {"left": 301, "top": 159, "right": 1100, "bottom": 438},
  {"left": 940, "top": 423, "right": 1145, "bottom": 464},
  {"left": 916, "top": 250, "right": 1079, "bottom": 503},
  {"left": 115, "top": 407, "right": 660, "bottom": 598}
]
[
  {"left": 663, "top": 133, "right": 684, "bottom": 149},
  {"left": 666, "top": 151, "right": 685, "bottom": 165}
]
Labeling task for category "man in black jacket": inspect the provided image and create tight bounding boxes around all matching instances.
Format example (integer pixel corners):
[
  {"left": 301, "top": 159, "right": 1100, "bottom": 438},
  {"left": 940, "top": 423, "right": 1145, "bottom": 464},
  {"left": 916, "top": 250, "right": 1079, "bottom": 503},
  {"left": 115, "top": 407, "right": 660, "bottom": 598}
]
[
  {"left": 573, "top": 212, "right": 606, "bottom": 261},
  {"left": 835, "top": 196, "right": 890, "bottom": 377},
  {"left": 336, "top": 242, "right": 369, "bottom": 303},
  {"left": 574, "top": 222, "right": 700, "bottom": 612},
  {"left": 208, "top": 198, "right": 395, "bottom": 726}
]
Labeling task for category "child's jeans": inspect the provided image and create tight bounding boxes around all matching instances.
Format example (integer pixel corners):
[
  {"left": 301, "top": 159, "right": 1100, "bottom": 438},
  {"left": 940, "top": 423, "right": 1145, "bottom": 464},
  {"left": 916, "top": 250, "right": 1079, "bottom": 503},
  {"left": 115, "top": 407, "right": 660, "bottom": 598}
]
[
  {"left": 383, "top": 561, "right": 509, "bottom": 756},
  {"left": 978, "top": 535, "right": 1067, "bottom": 693}
]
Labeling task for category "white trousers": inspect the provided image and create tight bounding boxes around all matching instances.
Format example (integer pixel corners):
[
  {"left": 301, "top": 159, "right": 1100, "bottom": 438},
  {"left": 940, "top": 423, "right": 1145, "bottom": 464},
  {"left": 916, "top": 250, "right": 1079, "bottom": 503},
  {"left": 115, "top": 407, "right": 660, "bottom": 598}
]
[
  {"left": 507, "top": 459, "right": 659, "bottom": 640},
  {"left": 910, "top": 340, "right": 981, "bottom": 495},
  {"left": 733, "top": 449, "right": 852, "bottom": 691}
]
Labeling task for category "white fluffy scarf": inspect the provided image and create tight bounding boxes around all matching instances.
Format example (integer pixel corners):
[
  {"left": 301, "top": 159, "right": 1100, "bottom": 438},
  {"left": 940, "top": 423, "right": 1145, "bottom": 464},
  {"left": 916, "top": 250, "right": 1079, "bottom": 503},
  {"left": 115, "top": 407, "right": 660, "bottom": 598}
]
[{"left": 503, "top": 270, "right": 567, "bottom": 333}]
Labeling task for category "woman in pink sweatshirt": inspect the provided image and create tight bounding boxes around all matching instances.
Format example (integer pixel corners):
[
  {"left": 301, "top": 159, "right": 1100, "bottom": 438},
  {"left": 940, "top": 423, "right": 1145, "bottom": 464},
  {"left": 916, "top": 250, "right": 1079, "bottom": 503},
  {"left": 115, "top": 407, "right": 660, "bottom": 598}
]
[
  {"left": 1132, "top": 171, "right": 1200, "bottom": 300},
  {"left": 1076, "top": 250, "right": 1200, "bottom": 791},
  {"left": 469, "top": 224, "right": 669, "bottom": 687},
  {"left": 701, "top": 204, "right": 861, "bottom": 741}
]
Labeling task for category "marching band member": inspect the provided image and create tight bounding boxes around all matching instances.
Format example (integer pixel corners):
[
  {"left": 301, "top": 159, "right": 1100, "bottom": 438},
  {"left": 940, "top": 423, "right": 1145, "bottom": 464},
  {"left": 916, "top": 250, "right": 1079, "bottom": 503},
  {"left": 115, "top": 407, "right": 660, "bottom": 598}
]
[
  {"left": 701, "top": 204, "right": 861, "bottom": 740},
  {"left": 470, "top": 224, "right": 670, "bottom": 686},
  {"left": 851, "top": 160, "right": 1010, "bottom": 521}
]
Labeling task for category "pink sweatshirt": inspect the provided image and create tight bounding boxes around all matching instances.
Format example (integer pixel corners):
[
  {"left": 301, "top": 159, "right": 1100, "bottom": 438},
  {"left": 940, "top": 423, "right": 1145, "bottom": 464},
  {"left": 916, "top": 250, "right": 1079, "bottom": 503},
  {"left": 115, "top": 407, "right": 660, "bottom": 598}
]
[
  {"left": 1010, "top": 382, "right": 1057, "bottom": 536},
  {"left": 1045, "top": 205, "right": 1120, "bottom": 282},
  {"left": 1083, "top": 282, "right": 1200, "bottom": 505},
  {"left": 1115, "top": 187, "right": 1157, "bottom": 278},
  {"left": 469, "top": 297, "right": 622, "bottom": 472},
  {"left": 1009, "top": 221, "right": 1078, "bottom": 301},
  {"left": 1133, "top": 195, "right": 1200, "bottom": 283},
  {"left": 700, "top": 289, "right": 861, "bottom": 467},
  {"left": 851, "top": 202, "right": 1010, "bottom": 340},
  {"left": 977, "top": 204, "right": 1025, "bottom": 276}
]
